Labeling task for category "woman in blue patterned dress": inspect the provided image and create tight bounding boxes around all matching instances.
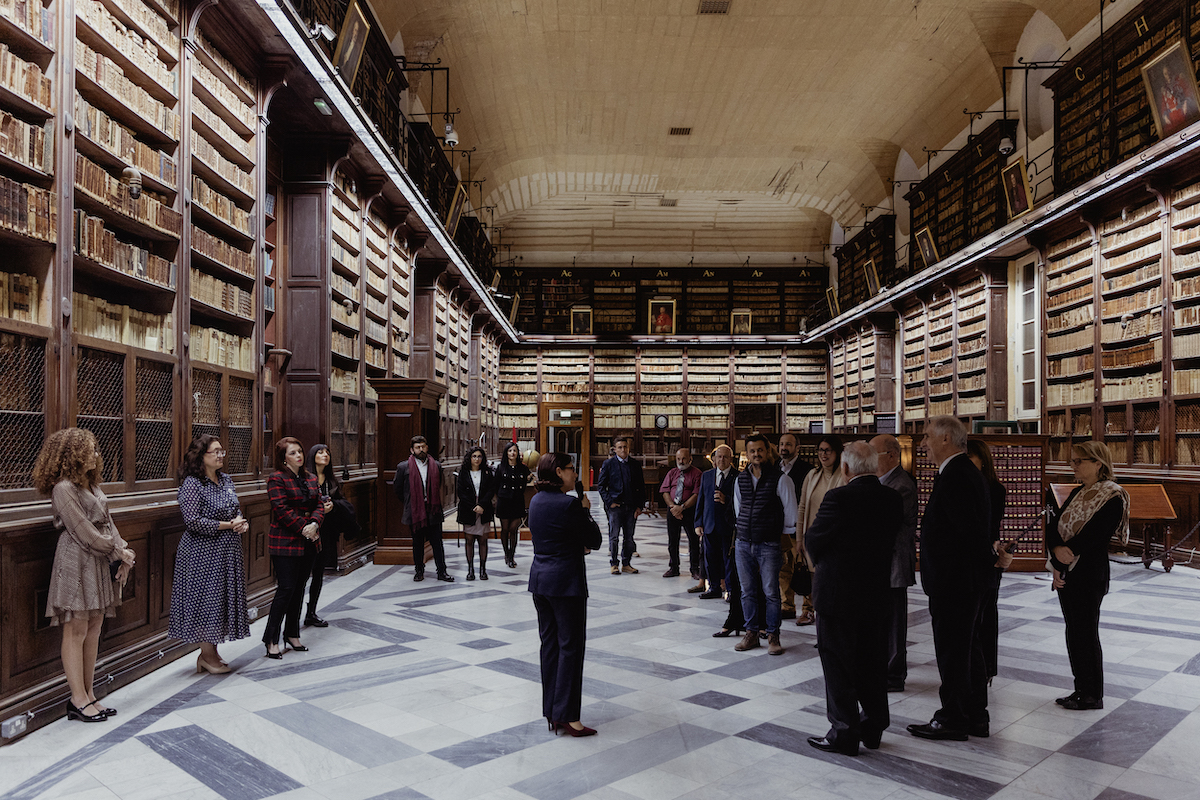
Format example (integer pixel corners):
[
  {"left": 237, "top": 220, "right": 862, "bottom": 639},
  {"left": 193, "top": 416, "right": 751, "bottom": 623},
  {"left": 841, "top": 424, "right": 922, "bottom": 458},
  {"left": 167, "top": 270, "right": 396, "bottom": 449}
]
[{"left": 170, "top": 435, "right": 250, "bottom": 674}]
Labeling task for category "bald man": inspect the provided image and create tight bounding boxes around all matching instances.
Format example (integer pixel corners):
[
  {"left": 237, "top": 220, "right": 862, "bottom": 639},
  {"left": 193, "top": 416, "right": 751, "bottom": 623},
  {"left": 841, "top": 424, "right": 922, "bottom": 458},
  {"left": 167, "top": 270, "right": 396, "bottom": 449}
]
[
  {"left": 694, "top": 445, "right": 738, "bottom": 600},
  {"left": 871, "top": 434, "right": 918, "bottom": 692}
]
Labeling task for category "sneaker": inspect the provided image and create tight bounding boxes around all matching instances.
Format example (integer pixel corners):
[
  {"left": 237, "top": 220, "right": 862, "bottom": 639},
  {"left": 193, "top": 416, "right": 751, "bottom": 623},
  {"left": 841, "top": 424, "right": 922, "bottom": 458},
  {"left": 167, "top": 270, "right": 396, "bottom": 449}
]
[
  {"left": 611, "top": 565, "right": 620, "bottom": 575},
  {"left": 734, "top": 630, "right": 761, "bottom": 651},
  {"left": 621, "top": 564, "right": 639, "bottom": 574},
  {"left": 767, "top": 633, "right": 784, "bottom": 656}
]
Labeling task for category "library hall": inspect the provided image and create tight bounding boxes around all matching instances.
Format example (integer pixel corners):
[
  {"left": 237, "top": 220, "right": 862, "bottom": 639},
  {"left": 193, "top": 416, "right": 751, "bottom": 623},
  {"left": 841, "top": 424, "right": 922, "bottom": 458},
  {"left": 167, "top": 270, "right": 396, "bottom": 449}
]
[{"left": 5, "top": 0, "right": 1200, "bottom": 798}]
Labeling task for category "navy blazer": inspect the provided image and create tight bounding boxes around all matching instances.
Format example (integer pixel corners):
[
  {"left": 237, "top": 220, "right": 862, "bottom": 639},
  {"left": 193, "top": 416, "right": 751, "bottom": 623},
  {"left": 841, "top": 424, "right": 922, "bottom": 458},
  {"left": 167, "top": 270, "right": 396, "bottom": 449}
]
[
  {"left": 805, "top": 475, "right": 902, "bottom": 620},
  {"left": 919, "top": 453, "right": 993, "bottom": 598},
  {"left": 597, "top": 456, "right": 646, "bottom": 508},
  {"left": 693, "top": 467, "right": 738, "bottom": 537},
  {"left": 527, "top": 491, "right": 603, "bottom": 597}
]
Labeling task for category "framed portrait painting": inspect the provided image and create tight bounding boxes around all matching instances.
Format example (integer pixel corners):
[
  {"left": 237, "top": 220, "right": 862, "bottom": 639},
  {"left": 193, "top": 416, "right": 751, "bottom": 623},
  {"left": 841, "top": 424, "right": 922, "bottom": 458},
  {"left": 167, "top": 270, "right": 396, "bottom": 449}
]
[
  {"left": 333, "top": 0, "right": 370, "bottom": 88},
  {"left": 571, "top": 306, "right": 592, "bottom": 335},
  {"left": 1143, "top": 41, "right": 1200, "bottom": 138},
  {"left": 648, "top": 299, "right": 675, "bottom": 335},
  {"left": 1002, "top": 157, "right": 1033, "bottom": 220},
  {"left": 914, "top": 227, "right": 939, "bottom": 269},
  {"left": 730, "top": 309, "right": 751, "bottom": 335},
  {"left": 863, "top": 259, "right": 880, "bottom": 296},
  {"left": 508, "top": 292, "right": 521, "bottom": 326},
  {"left": 446, "top": 183, "right": 469, "bottom": 237},
  {"left": 825, "top": 287, "right": 840, "bottom": 318}
]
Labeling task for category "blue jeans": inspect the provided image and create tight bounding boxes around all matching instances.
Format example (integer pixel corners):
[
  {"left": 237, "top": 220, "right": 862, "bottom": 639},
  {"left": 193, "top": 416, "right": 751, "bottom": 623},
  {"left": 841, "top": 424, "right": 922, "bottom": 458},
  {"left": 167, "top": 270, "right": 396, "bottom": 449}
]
[
  {"left": 735, "top": 539, "right": 782, "bottom": 635},
  {"left": 607, "top": 505, "right": 638, "bottom": 566}
]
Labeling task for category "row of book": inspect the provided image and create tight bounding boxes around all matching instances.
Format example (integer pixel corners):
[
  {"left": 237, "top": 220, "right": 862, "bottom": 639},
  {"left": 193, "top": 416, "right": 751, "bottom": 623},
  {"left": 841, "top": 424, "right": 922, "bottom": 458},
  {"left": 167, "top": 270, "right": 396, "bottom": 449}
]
[
  {"left": 75, "top": 211, "right": 174, "bottom": 287},
  {"left": 190, "top": 267, "right": 251, "bottom": 318},
  {"left": 193, "top": 60, "right": 254, "bottom": 130},
  {"left": 110, "top": 0, "right": 177, "bottom": 50},
  {"left": 330, "top": 367, "right": 358, "bottom": 394},
  {"left": 0, "top": 43, "right": 52, "bottom": 111},
  {"left": 191, "top": 100, "right": 251, "bottom": 162},
  {"left": 75, "top": 95, "right": 175, "bottom": 186},
  {"left": 78, "top": 0, "right": 176, "bottom": 95},
  {"left": 0, "top": 172, "right": 54, "bottom": 241},
  {"left": 195, "top": 33, "right": 251, "bottom": 97},
  {"left": 332, "top": 330, "right": 357, "bottom": 359},
  {"left": 192, "top": 175, "right": 249, "bottom": 234},
  {"left": 0, "top": 0, "right": 51, "bottom": 43},
  {"left": 75, "top": 153, "right": 179, "bottom": 233},
  {"left": 1101, "top": 372, "right": 1162, "bottom": 402},
  {"left": 188, "top": 324, "right": 251, "bottom": 370},
  {"left": 75, "top": 41, "right": 178, "bottom": 138},
  {"left": 0, "top": 112, "right": 50, "bottom": 173},
  {"left": 192, "top": 131, "right": 253, "bottom": 195},
  {"left": 191, "top": 224, "right": 252, "bottom": 276},
  {"left": 0, "top": 269, "right": 37, "bottom": 322},
  {"left": 74, "top": 291, "right": 172, "bottom": 351}
]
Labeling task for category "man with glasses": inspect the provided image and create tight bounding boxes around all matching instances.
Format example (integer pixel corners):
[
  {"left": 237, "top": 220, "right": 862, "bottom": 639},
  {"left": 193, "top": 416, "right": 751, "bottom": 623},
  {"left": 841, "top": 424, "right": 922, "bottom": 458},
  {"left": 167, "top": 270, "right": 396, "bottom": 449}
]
[
  {"left": 906, "top": 416, "right": 993, "bottom": 742},
  {"left": 731, "top": 433, "right": 797, "bottom": 655}
]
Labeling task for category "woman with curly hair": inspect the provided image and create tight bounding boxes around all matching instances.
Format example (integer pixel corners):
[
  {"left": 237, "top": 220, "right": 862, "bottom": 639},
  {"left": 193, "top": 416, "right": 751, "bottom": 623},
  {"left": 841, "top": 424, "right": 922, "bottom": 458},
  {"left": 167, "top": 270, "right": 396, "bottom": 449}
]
[
  {"left": 33, "top": 427, "right": 135, "bottom": 723},
  {"left": 457, "top": 446, "right": 496, "bottom": 580},
  {"left": 170, "top": 435, "right": 250, "bottom": 674}
]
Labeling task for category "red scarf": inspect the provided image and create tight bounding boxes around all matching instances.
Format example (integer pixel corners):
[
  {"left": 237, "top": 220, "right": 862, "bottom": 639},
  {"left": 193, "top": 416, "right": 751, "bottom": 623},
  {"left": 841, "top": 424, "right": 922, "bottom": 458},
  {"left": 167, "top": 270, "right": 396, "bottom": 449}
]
[{"left": 407, "top": 455, "right": 442, "bottom": 528}]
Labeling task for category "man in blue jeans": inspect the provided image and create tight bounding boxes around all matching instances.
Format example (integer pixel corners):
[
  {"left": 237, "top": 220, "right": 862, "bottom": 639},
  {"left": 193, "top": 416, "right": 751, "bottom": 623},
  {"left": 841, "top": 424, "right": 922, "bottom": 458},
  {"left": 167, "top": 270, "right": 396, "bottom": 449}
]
[
  {"left": 596, "top": 437, "right": 646, "bottom": 574},
  {"left": 732, "top": 433, "right": 797, "bottom": 655}
]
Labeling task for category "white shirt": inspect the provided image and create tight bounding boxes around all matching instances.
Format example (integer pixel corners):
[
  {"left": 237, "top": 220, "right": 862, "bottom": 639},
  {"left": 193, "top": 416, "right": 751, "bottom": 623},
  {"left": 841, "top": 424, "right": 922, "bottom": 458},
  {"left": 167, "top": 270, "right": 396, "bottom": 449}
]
[
  {"left": 779, "top": 457, "right": 797, "bottom": 476},
  {"left": 416, "top": 458, "right": 429, "bottom": 489},
  {"left": 938, "top": 452, "right": 963, "bottom": 474},
  {"left": 733, "top": 466, "right": 798, "bottom": 537},
  {"left": 470, "top": 469, "right": 482, "bottom": 494}
]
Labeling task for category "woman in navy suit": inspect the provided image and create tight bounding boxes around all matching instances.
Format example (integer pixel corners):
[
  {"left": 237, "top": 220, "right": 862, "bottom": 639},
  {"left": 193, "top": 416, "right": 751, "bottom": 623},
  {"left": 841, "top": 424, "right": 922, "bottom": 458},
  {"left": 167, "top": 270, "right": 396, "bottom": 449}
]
[{"left": 528, "top": 452, "right": 602, "bottom": 737}]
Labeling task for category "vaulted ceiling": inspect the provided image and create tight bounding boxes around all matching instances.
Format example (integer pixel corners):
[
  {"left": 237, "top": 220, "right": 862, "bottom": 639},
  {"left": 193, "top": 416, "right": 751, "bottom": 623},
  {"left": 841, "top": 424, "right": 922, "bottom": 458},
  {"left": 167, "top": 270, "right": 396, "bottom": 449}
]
[{"left": 370, "top": 0, "right": 1097, "bottom": 267}]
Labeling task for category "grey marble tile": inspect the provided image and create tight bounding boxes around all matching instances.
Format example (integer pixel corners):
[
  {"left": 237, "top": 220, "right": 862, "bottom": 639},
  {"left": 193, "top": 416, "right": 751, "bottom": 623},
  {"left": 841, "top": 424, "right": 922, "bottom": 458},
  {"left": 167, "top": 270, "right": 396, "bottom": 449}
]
[
  {"left": 502, "top": 579, "right": 527, "bottom": 586},
  {"left": 651, "top": 603, "right": 690, "bottom": 612},
  {"left": 241, "top": 644, "right": 415, "bottom": 681},
  {"left": 1102, "top": 621, "right": 1200, "bottom": 643},
  {"left": 385, "top": 608, "right": 490, "bottom": 632},
  {"left": 139, "top": 724, "right": 301, "bottom": 800},
  {"left": 1175, "top": 652, "right": 1200, "bottom": 676},
  {"left": 478, "top": 657, "right": 633, "bottom": 700},
  {"left": 1058, "top": 700, "right": 1190, "bottom": 768},
  {"left": 588, "top": 586, "right": 664, "bottom": 601},
  {"left": 429, "top": 718, "right": 551, "bottom": 767},
  {"left": 735, "top": 722, "right": 1005, "bottom": 800},
  {"left": 682, "top": 691, "right": 747, "bottom": 711},
  {"left": 511, "top": 723, "right": 726, "bottom": 800},
  {"left": 1093, "top": 788, "right": 1157, "bottom": 800},
  {"left": 364, "top": 789, "right": 433, "bottom": 800},
  {"left": 459, "top": 638, "right": 510, "bottom": 650},
  {"left": 402, "top": 589, "right": 508, "bottom": 607},
  {"left": 288, "top": 658, "right": 467, "bottom": 701},
  {"left": 332, "top": 618, "right": 426, "bottom": 645},
  {"left": 785, "top": 677, "right": 825, "bottom": 696},
  {"left": 497, "top": 619, "right": 541, "bottom": 632},
  {"left": 586, "top": 617, "right": 673, "bottom": 641},
  {"left": 323, "top": 566, "right": 403, "bottom": 611},
  {"left": 256, "top": 702, "right": 421, "bottom": 767},
  {"left": 1104, "top": 609, "right": 1200, "bottom": 630},
  {"left": 586, "top": 650, "right": 697, "bottom": 681},
  {"left": 705, "top": 647, "right": 819, "bottom": 679}
]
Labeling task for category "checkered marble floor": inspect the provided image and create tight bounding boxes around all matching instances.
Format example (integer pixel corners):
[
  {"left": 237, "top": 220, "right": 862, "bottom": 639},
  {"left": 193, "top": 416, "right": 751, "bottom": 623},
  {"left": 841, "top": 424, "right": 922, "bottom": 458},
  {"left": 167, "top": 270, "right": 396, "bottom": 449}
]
[{"left": 5, "top": 494, "right": 1200, "bottom": 800}]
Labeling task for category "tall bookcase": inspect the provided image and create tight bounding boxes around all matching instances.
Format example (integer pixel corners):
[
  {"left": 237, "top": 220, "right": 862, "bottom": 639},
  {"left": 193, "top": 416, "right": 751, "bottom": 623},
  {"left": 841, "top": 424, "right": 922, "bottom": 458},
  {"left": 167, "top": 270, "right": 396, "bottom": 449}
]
[{"left": 834, "top": 215, "right": 897, "bottom": 314}]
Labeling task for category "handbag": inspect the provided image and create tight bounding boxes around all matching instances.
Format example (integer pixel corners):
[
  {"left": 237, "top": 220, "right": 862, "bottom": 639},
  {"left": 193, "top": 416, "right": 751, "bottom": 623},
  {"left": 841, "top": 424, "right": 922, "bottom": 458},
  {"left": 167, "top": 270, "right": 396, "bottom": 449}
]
[
  {"left": 790, "top": 559, "right": 812, "bottom": 596},
  {"left": 109, "top": 559, "right": 121, "bottom": 581}
]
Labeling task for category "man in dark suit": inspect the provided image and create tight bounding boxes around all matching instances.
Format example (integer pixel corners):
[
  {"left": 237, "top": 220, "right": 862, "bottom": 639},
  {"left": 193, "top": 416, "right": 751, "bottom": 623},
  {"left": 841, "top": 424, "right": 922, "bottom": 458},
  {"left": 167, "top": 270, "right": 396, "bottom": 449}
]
[
  {"left": 693, "top": 444, "right": 738, "bottom": 600},
  {"left": 871, "top": 434, "right": 918, "bottom": 692},
  {"left": 907, "top": 416, "right": 994, "bottom": 741},
  {"left": 805, "top": 441, "right": 902, "bottom": 756},
  {"left": 596, "top": 437, "right": 646, "bottom": 575},
  {"left": 393, "top": 435, "right": 453, "bottom": 582}
]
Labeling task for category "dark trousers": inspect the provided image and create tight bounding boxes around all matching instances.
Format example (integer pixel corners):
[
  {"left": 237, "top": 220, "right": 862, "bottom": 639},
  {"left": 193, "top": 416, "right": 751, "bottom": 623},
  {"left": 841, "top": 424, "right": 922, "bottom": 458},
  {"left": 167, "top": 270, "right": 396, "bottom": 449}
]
[
  {"left": 606, "top": 505, "right": 637, "bottom": 566},
  {"left": 307, "top": 527, "right": 339, "bottom": 612},
  {"left": 1059, "top": 581, "right": 1106, "bottom": 699},
  {"left": 265, "top": 549, "right": 316, "bottom": 645},
  {"left": 704, "top": 530, "right": 729, "bottom": 592},
  {"left": 666, "top": 507, "right": 698, "bottom": 572},
  {"left": 817, "top": 613, "right": 890, "bottom": 748},
  {"left": 722, "top": 539, "right": 765, "bottom": 631},
  {"left": 981, "top": 569, "right": 1003, "bottom": 678},
  {"left": 929, "top": 591, "right": 989, "bottom": 731},
  {"left": 532, "top": 594, "right": 588, "bottom": 723},
  {"left": 886, "top": 586, "right": 908, "bottom": 687},
  {"left": 735, "top": 540, "right": 782, "bottom": 635},
  {"left": 412, "top": 523, "right": 448, "bottom": 575}
]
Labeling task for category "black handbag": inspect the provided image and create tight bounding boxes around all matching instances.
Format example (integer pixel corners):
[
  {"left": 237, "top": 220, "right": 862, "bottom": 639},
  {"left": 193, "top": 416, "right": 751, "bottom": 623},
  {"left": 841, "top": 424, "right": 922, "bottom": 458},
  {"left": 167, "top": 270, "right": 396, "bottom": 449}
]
[{"left": 790, "top": 560, "right": 812, "bottom": 596}]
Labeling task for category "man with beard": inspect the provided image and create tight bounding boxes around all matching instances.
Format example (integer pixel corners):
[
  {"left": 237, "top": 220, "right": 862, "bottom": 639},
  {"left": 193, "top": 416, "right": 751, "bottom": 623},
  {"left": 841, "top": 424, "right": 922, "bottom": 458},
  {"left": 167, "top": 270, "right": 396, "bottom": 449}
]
[
  {"left": 393, "top": 435, "right": 453, "bottom": 582},
  {"left": 660, "top": 447, "right": 704, "bottom": 583}
]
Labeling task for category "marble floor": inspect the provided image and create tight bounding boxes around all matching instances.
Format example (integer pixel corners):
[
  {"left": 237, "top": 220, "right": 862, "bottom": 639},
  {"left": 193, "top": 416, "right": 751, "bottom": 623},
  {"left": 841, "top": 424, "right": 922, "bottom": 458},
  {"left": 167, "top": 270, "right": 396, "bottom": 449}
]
[{"left": 4, "top": 496, "right": 1200, "bottom": 800}]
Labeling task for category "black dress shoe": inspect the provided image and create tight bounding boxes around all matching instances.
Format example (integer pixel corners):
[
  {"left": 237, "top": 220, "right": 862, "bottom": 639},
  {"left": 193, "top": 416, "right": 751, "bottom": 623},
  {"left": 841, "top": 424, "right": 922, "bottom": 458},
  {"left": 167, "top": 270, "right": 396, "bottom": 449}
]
[
  {"left": 887, "top": 683, "right": 905, "bottom": 693},
  {"left": 437, "top": 572, "right": 455, "bottom": 582},
  {"left": 466, "top": 569, "right": 476, "bottom": 581},
  {"left": 907, "top": 720, "right": 968, "bottom": 741},
  {"left": 1055, "top": 692, "right": 1081, "bottom": 706},
  {"left": 861, "top": 730, "right": 882, "bottom": 750},
  {"left": 662, "top": 568, "right": 680, "bottom": 577},
  {"left": 304, "top": 614, "right": 328, "bottom": 628},
  {"left": 698, "top": 590, "right": 722, "bottom": 599},
  {"left": 969, "top": 722, "right": 990, "bottom": 738},
  {"left": 414, "top": 572, "right": 425, "bottom": 582},
  {"left": 807, "top": 736, "right": 858, "bottom": 756},
  {"left": 1060, "top": 696, "right": 1103, "bottom": 710}
]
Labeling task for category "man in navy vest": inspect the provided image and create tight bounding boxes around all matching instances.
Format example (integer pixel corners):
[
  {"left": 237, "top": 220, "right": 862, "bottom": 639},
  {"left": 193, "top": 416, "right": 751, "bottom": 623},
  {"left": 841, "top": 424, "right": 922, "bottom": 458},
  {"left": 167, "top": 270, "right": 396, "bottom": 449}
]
[
  {"left": 732, "top": 433, "right": 797, "bottom": 655},
  {"left": 597, "top": 436, "right": 646, "bottom": 575},
  {"left": 693, "top": 444, "right": 738, "bottom": 600}
]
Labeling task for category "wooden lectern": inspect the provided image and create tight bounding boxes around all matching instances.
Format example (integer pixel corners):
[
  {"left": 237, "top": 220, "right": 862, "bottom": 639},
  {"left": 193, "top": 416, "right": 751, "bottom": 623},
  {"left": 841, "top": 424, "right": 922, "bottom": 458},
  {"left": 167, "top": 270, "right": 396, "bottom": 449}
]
[
  {"left": 368, "top": 378, "right": 447, "bottom": 564},
  {"left": 1050, "top": 483, "right": 1177, "bottom": 571}
]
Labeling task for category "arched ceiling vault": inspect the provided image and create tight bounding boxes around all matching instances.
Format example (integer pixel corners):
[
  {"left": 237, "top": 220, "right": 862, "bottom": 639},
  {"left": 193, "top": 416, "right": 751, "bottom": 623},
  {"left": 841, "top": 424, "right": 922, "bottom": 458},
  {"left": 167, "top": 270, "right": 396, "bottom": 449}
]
[{"left": 370, "top": 0, "right": 1096, "bottom": 259}]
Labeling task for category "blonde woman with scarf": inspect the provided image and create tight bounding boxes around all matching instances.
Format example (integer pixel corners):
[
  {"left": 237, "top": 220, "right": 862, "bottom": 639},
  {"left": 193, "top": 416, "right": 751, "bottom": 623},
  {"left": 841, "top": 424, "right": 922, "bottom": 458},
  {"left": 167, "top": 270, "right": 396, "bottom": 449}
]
[{"left": 1046, "top": 441, "right": 1129, "bottom": 711}]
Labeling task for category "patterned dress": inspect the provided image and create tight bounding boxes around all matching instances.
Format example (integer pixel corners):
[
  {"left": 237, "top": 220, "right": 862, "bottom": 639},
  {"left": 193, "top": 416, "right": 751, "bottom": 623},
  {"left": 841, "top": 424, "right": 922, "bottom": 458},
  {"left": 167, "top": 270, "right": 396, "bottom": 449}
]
[
  {"left": 47, "top": 480, "right": 127, "bottom": 625},
  {"left": 168, "top": 473, "right": 250, "bottom": 643}
]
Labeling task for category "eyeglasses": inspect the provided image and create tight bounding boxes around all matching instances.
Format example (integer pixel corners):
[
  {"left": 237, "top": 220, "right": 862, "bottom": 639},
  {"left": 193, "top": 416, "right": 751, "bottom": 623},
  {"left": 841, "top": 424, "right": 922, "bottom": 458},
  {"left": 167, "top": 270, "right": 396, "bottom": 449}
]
[
  {"left": 818, "top": 447, "right": 834, "bottom": 454},
  {"left": 207, "top": 449, "right": 227, "bottom": 457},
  {"left": 1069, "top": 457, "right": 1095, "bottom": 466}
]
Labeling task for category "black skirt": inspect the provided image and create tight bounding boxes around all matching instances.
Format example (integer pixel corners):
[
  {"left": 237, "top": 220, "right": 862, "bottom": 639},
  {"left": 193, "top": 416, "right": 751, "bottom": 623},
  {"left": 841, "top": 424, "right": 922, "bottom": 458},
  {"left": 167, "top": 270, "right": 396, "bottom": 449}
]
[{"left": 496, "top": 494, "right": 526, "bottom": 520}]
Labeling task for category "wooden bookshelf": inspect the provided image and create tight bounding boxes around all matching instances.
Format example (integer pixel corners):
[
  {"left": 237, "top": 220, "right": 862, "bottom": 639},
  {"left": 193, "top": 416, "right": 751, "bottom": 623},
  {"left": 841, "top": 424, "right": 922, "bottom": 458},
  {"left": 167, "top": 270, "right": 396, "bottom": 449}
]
[{"left": 835, "top": 215, "right": 897, "bottom": 314}]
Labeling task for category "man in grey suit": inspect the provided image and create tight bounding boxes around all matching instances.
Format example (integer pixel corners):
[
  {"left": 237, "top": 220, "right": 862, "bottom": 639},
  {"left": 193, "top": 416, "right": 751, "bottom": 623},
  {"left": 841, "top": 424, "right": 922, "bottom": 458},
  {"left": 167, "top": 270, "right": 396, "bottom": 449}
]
[{"left": 871, "top": 434, "right": 917, "bottom": 693}]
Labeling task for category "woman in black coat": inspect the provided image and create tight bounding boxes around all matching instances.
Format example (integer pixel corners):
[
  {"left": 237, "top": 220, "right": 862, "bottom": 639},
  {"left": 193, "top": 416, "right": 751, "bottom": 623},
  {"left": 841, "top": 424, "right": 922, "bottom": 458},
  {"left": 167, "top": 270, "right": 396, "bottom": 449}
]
[
  {"left": 1046, "top": 441, "right": 1129, "bottom": 711},
  {"left": 304, "top": 443, "right": 359, "bottom": 626},
  {"left": 529, "top": 452, "right": 602, "bottom": 737},
  {"left": 457, "top": 447, "right": 496, "bottom": 581},
  {"left": 495, "top": 442, "right": 531, "bottom": 568}
]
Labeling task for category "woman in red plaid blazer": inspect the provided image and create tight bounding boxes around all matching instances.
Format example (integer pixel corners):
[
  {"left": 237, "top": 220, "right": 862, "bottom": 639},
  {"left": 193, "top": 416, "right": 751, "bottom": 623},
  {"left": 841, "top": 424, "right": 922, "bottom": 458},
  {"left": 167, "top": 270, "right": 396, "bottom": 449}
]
[{"left": 263, "top": 437, "right": 324, "bottom": 658}]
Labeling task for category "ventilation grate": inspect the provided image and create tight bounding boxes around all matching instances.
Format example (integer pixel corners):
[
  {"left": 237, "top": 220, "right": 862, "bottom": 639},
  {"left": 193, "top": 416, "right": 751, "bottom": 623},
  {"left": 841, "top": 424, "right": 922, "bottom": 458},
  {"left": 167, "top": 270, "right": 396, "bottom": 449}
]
[
  {"left": 669, "top": 127, "right": 692, "bottom": 136},
  {"left": 659, "top": 198, "right": 678, "bottom": 207},
  {"left": 698, "top": 0, "right": 730, "bottom": 14}
]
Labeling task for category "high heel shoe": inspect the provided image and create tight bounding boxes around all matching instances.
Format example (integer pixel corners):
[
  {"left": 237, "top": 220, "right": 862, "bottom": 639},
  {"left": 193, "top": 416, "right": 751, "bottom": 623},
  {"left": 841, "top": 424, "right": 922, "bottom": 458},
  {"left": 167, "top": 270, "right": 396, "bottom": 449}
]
[
  {"left": 712, "top": 628, "right": 743, "bottom": 638},
  {"left": 264, "top": 643, "right": 283, "bottom": 660},
  {"left": 559, "top": 722, "right": 597, "bottom": 737},
  {"left": 66, "top": 700, "right": 108, "bottom": 723},
  {"left": 197, "top": 656, "right": 232, "bottom": 675},
  {"left": 284, "top": 638, "right": 308, "bottom": 652}
]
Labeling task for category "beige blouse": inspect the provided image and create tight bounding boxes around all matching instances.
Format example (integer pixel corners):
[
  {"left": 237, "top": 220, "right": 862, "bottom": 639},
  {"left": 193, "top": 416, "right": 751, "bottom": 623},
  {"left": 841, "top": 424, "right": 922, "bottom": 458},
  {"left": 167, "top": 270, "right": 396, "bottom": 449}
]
[{"left": 46, "top": 480, "right": 127, "bottom": 624}]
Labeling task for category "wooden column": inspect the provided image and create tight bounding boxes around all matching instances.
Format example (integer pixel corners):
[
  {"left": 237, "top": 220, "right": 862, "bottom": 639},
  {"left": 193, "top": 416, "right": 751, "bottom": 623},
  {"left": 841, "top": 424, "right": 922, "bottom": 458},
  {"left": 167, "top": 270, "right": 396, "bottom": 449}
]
[{"left": 368, "top": 378, "right": 447, "bottom": 564}]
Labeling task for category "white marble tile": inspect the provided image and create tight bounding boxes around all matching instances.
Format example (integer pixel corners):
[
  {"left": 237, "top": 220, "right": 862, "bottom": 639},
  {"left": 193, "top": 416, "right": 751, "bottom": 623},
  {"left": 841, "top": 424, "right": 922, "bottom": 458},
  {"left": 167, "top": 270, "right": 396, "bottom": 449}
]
[
  {"left": 1130, "top": 708, "right": 1200, "bottom": 785},
  {"left": 611, "top": 767, "right": 702, "bottom": 800},
  {"left": 392, "top": 722, "right": 475, "bottom": 751},
  {"left": 196, "top": 710, "right": 363, "bottom": 785},
  {"left": 1108, "top": 767, "right": 1200, "bottom": 800}
]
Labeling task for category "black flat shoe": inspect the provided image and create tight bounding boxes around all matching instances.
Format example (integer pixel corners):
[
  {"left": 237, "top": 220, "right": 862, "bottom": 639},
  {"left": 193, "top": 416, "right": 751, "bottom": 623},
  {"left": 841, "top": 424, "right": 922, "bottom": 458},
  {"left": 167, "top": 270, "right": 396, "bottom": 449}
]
[
  {"left": 304, "top": 613, "right": 328, "bottom": 628},
  {"left": 264, "top": 643, "right": 283, "bottom": 660},
  {"left": 1060, "top": 696, "right": 1103, "bottom": 710},
  {"left": 807, "top": 736, "right": 858, "bottom": 756},
  {"left": 284, "top": 639, "right": 308, "bottom": 652},
  {"left": 66, "top": 700, "right": 108, "bottom": 723},
  {"left": 712, "top": 628, "right": 743, "bottom": 638},
  {"left": 437, "top": 572, "right": 455, "bottom": 582},
  {"left": 1055, "top": 692, "right": 1081, "bottom": 706},
  {"left": 480, "top": 569, "right": 488, "bottom": 580},
  {"left": 698, "top": 590, "right": 722, "bottom": 599}
]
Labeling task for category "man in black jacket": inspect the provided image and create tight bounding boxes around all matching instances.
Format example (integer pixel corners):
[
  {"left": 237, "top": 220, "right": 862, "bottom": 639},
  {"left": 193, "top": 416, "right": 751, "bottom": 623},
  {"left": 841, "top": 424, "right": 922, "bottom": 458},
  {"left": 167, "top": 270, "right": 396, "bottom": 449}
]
[
  {"left": 393, "top": 436, "right": 453, "bottom": 582},
  {"left": 871, "top": 434, "right": 918, "bottom": 692},
  {"left": 805, "top": 441, "right": 902, "bottom": 756},
  {"left": 907, "top": 416, "right": 993, "bottom": 741},
  {"left": 596, "top": 437, "right": 646, "bottom": 575}
]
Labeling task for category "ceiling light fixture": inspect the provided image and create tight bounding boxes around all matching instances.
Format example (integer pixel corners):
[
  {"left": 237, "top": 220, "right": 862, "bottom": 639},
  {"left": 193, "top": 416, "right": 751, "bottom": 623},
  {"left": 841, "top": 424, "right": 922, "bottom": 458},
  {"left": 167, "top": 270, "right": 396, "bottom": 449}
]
[
  {"left": 444, "top": 122, "right": 459, "bottom": 148},
  {"left": 313, "top": 98, "right": 333, "bottom": 115}
]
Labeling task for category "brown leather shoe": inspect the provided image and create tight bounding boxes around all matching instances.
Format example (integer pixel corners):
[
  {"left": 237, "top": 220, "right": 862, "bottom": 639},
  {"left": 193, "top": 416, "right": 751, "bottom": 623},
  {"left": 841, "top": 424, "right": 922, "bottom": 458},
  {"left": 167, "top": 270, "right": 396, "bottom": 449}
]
[
  {"left": 795, "top": 612, "right": 815, "bottom": 626},
  {"left": 767, "top": 633, "right": 784, "bottom": 655},
  {"left": 734, "top": 630, "right": 760, "bottom": 651},
  {"left": 687, "top": 582, "right": 706, "bottom": 593},
  {"left": 621, "top": 564, "right": 639, "bottom": 574}
]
